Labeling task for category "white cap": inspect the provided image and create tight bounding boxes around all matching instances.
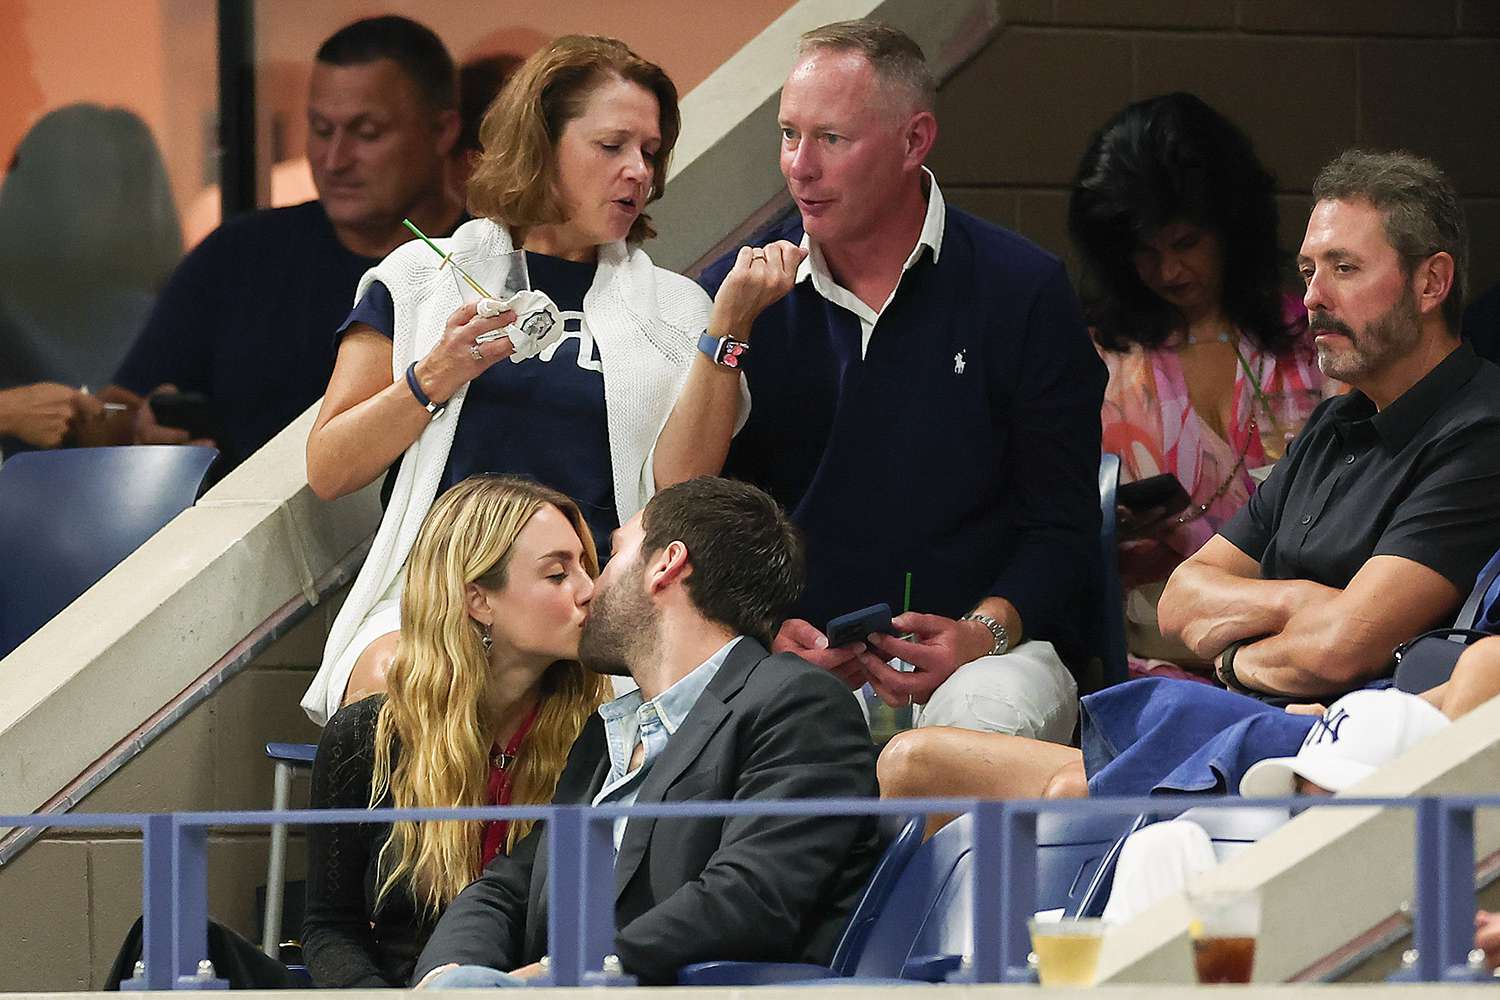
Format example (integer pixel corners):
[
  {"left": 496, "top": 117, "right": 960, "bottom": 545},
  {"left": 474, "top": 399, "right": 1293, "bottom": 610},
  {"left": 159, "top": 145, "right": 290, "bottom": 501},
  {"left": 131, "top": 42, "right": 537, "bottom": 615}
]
[{"left": 1239, "top": 689, "right": 1449, "bottom": 797}]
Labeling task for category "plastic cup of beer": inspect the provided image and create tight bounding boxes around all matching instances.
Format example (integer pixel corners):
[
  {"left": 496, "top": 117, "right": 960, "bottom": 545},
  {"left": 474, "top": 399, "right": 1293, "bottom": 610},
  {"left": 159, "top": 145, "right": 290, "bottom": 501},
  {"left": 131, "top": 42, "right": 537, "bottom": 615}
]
[
  {"left": 1187, "top": 888, "right": 1261, "bottom": 984},
  {"left": 1027, "top": 916, "right": 1106, "bottom": 986}
]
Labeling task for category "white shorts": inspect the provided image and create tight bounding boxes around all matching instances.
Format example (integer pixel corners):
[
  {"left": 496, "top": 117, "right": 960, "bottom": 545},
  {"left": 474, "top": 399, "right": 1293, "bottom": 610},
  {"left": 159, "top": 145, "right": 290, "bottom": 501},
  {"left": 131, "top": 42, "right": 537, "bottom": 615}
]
[{"left": 912, "top": 639, "right": 1078, "bottom": 743}]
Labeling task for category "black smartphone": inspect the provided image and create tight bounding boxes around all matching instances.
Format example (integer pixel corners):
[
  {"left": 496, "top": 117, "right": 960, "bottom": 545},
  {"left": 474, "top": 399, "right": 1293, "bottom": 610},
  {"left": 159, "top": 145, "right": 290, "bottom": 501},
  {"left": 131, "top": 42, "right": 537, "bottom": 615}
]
[
  {"left": 149, "top": 391, "right": 217, "bottom": 440},
  {"left": 825, "top": 602, "right": 897, "bottom": 648},
  {"left": 1117, "top": 473, "right": 1191, "bottom": 517}
]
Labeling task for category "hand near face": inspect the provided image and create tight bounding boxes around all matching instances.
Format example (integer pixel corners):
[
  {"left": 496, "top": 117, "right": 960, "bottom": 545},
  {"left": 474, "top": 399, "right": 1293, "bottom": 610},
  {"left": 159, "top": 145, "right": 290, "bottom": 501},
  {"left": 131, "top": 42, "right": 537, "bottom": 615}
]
[
  {"left": 710, "top": 241, "right": 807, "bottom": 340},
  {"left": 773, "top": 617, "right": 867, "bottom": 689}
]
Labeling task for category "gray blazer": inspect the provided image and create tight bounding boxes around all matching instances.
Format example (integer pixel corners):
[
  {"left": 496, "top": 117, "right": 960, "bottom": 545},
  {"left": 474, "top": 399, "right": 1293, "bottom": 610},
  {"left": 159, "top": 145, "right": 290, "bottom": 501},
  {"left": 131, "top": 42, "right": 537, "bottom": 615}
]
[{"left": 412, "top": 638, "right": 883, "bottom": 985}]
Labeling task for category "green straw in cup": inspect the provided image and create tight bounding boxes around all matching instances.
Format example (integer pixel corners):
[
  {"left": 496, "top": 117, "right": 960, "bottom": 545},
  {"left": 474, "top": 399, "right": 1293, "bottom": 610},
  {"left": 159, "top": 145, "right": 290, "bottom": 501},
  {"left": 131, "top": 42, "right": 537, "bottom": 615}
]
[{"left": 402, "top": 218, "right": 492, "bottom": 299}]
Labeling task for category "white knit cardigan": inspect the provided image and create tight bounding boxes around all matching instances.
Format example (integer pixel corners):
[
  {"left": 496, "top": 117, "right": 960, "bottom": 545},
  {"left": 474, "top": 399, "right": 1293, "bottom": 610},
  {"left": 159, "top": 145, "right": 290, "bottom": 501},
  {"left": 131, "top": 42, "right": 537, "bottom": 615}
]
[{"left": 301, "top": 218, "right": 730, "bottom": 724}]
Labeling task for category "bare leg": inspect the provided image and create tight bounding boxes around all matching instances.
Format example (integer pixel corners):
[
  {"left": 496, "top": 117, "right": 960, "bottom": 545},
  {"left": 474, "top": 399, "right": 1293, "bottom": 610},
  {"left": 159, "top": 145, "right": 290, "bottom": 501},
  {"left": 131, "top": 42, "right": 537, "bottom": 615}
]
[
  {"left": 342, "top": 631, "right": 400, "bottom": 708},
  {"left": 879, "top": 727, "right": 1083, "bottom": 836},
  {"left": 1041, "top": 759, "right": 1089, "bottom": 799},
  {"left": 1430, "top": 635, "right": 1500, "bottom": 720}
]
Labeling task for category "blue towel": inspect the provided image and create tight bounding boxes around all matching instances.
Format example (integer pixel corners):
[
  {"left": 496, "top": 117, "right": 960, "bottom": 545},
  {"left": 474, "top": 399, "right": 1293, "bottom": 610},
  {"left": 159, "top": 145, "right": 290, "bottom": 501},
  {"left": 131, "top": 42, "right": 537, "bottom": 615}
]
[{"left": 1081, "top": 677, "right": 1334, "bottom": 797}]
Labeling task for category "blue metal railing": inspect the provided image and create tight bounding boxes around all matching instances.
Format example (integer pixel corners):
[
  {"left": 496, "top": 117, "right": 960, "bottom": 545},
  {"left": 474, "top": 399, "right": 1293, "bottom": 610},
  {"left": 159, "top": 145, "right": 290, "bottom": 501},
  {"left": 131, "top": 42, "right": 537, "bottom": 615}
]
[{"left": 3, "top": 794, "right": 1495, "bottom": 988}]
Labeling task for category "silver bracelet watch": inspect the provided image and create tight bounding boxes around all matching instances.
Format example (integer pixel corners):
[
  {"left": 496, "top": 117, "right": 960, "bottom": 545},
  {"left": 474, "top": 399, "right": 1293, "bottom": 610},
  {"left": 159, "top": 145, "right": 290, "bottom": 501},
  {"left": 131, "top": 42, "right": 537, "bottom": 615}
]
[{"left": 959, "top": 612, "right": 1010, "bottom": 656}]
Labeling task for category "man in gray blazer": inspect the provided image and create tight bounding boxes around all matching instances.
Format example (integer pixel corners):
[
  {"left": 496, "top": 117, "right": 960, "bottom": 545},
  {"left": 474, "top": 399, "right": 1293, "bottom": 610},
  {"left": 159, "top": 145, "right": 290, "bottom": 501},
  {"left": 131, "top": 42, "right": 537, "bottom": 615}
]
[{"left": 414, "top": 476, "right": 883, "bottom": 987}]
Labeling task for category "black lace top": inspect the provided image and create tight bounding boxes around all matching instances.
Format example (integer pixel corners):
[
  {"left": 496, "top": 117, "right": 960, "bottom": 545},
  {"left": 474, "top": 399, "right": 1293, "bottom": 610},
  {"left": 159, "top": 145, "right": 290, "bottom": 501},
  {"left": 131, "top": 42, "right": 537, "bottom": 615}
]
[{"left": 302, "top": 695, "right": 432, "bottom": 987}]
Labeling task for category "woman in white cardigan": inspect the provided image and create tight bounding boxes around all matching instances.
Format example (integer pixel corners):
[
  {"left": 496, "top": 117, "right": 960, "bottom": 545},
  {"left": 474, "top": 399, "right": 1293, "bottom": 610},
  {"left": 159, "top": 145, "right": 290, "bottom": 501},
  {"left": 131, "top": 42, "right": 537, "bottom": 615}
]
[{"left": 302, "top": 35, "right": 802, "bottom": 724}]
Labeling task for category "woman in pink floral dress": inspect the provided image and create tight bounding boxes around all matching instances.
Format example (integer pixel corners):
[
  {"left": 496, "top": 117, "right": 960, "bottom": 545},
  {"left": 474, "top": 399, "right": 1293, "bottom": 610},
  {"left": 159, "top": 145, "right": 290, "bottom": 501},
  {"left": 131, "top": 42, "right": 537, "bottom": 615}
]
[{"left": 1070, "top": 93, "right": 1335, "bottom": 680}]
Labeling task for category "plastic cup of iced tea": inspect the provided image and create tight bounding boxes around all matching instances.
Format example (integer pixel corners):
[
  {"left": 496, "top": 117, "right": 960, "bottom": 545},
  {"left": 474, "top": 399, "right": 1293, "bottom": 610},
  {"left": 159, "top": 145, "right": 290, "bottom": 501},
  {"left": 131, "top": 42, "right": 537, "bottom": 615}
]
[{"left": 1187, "top": 888, "right": 1261, "bottom": 984}]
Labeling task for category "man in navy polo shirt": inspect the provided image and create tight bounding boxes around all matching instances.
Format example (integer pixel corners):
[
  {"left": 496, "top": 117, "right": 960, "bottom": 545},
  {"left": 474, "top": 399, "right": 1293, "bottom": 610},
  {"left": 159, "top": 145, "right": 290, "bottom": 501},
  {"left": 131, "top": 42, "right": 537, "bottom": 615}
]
[
  {"left": 699, "top": 20, "right": 1106, "bottom": 741},
  {"left": 97, "top": 16, "right": 465, "bottom": 473}
]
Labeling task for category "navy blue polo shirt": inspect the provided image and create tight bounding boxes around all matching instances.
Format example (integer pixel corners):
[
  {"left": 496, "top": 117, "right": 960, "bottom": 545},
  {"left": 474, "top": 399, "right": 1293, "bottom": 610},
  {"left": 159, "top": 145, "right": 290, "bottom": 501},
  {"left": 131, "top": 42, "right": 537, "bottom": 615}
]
[
  {"left": 113, "top": 201, "right": 391, "bottom": 470},
  {"left": 342, "top": 251, "right": 617, "bottom": 557},
  {"left": 701, "top": 207, "right": 1106, "bottom": 663}
]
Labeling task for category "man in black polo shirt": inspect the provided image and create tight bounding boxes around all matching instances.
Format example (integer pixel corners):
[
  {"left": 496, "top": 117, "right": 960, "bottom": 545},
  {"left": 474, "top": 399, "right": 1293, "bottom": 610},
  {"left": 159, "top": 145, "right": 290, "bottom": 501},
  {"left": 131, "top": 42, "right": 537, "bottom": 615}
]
[{"left": 1159, "top": 149, "right": 1500, "bottom": 701}]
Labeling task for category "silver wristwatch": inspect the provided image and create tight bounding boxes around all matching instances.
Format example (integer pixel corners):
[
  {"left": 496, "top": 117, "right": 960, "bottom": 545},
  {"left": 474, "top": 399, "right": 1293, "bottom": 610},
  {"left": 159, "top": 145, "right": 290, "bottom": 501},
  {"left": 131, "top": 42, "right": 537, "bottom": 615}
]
[{"left": 960, "top": 612, "right": 1010, "bottom": 656}]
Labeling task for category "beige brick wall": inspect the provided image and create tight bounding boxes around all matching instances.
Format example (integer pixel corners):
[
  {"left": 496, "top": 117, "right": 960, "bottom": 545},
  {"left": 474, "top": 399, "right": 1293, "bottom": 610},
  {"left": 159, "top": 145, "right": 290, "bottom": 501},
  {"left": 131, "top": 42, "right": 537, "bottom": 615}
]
[
  {"left": 933, "top": 0, "right": 1500, "bottom": 301},
  {"left": 0, "top": 610, "right": 328, "bottom": 991}
]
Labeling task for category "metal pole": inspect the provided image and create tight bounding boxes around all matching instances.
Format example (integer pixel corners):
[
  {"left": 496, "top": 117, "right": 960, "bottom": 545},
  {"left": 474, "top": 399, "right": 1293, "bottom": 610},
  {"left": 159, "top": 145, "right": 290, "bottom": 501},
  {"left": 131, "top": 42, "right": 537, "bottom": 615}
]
[
  {"left": 216, "top": 0, "right": 257, "bottom": 221},
  {"left": 998, "top": 803, "right": 1038, "bottom": 983},
  {"left": 121, "top": 814, "right": 175, "bottom": 991},
  {"left": 261, "top": 761, "right": 292, "bottom": 956},
  {"left": 1411, "top": 797, "right": 1442, "bottom": 982},
  {"left": 544, "top": 807, "right": 585, "bottom": 986},
  {"left": 1435, "top": 803, "right": 1481, "bottom": 982},
  {"left": 172, "top": 819, "right": 226, "bottom": 989},
  {"left": 578, "top": 809, "right": 633, "bottom": 986}
]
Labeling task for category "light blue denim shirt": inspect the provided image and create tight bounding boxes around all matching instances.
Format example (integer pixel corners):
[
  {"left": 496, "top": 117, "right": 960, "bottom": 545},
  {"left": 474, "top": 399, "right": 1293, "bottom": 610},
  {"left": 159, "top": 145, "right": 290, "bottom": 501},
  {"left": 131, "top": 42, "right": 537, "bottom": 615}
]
[{"left": 591, "top": 636, "right": 742, "bottom": 852}]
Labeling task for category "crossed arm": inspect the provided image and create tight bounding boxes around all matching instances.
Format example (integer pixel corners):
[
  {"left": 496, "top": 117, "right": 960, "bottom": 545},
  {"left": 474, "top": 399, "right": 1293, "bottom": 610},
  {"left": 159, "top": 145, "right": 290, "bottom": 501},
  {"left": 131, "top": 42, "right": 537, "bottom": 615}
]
[{"left": 1159, "top": 536, "right": 1461, "bottom": 698}]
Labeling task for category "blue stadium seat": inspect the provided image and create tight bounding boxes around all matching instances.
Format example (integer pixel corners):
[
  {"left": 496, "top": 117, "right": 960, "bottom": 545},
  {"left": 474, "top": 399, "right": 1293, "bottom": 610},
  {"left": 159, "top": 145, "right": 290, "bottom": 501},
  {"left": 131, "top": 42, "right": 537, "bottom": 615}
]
[
  {"left": 677, "top": 814, "right": 924, "bottom": 985},
  {"left": 1098, "top": 454, "right": 1128, "bottom": 688},
  {"left": 896, "top": 811, "right": 1140, "bottom": 981},
  {"left": 1067, "top": 812, "right": 1153, "bottom": 918},
  {"left": 679, "top": 810, "right": 1139, "bottom": 986},
  {"left": 0, "top": 445, "right": 217, "bottom": 658}
]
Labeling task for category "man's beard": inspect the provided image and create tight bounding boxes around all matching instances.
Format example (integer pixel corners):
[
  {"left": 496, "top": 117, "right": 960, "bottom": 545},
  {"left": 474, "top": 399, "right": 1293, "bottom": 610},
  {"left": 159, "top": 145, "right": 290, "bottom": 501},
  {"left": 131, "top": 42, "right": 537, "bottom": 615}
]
[
  {"left": 578, "top": 560, "right": 658, "bottom": 678},
  {"left": 1311, "top": 287, "right": 1422, "bottom": 383}
]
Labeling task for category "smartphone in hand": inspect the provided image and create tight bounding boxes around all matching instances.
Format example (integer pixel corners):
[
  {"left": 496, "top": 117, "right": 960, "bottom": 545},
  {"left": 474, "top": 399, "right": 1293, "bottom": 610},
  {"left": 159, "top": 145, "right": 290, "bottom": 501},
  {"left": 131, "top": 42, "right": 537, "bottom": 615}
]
[
  {"left": 1117, "top": 473, "right": 1191, "bottom": 539},
  {"left": 825, "top": 603, "right": 898, "bottom": 648},
  {"left": 149, "top": 391, "right": 217, "bottom": 440}
]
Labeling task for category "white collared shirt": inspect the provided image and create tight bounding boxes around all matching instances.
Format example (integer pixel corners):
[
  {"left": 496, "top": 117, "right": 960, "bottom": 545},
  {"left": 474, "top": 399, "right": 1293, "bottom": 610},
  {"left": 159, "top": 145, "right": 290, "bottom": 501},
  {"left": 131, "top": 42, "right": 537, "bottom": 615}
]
[{"left": 795, "top": 166, "right": 947, "bottom": 359}]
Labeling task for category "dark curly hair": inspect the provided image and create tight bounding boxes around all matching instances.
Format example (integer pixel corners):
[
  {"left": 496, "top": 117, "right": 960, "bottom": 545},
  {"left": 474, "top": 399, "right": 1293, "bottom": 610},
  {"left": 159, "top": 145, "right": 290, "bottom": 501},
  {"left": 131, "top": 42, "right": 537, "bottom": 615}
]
[{"left": 1068, "top": 92, "right": 1297, "bottom": 355}]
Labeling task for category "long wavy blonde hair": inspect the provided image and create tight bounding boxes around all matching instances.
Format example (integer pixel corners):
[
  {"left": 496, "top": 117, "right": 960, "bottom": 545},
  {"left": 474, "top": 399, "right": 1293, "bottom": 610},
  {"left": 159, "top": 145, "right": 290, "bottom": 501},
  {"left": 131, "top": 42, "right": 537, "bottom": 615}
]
[{"left": 369, "top": 475, "right": 609, "bottom": 916}]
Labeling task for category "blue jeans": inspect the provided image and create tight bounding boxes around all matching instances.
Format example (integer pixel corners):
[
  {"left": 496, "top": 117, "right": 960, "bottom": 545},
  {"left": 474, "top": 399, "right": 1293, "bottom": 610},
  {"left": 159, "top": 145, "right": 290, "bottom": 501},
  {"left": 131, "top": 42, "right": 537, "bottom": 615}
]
[{"left": 424, "top": 965, "right": 530, "bottom": 988}]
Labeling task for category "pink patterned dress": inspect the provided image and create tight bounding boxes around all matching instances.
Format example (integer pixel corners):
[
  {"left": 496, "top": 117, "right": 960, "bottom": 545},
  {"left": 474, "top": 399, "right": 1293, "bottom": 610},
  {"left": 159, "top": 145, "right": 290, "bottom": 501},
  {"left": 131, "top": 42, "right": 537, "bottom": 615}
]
[{"left": 1099, "top": 298, "right": 1330, "bottom": 679}]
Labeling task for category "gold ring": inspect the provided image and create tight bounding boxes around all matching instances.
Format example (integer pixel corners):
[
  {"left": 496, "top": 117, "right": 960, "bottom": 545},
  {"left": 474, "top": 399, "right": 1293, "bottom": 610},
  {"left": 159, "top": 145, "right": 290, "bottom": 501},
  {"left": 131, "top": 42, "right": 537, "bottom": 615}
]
[{"left": 469, "top": 343, "right": 484, "bottom": 362}]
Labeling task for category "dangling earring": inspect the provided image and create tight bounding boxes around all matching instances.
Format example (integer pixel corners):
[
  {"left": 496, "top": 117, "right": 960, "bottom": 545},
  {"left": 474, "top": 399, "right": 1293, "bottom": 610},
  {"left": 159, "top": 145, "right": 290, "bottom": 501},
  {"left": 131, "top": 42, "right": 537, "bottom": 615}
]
[{"left": 480, "top": 623, "right": 493, "bottom": 655}]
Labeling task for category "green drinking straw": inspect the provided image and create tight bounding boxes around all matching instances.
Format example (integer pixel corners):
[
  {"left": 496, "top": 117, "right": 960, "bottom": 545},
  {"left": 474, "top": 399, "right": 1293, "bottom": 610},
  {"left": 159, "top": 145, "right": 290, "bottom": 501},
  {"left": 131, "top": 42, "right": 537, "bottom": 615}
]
[
  {"left": 401, "top": 217, "right": 492, "bottom": 299},
  {"left": 902, "top": 572, "right": 913, "bottom": 614}
]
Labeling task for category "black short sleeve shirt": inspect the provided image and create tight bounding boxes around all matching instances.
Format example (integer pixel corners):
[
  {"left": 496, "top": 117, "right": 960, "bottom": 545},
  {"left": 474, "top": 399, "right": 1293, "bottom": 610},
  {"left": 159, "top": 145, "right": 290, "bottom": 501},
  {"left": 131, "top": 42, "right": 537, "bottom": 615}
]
[{"left": 1222, "top": 342, "right": 1500, "bottom": 595}]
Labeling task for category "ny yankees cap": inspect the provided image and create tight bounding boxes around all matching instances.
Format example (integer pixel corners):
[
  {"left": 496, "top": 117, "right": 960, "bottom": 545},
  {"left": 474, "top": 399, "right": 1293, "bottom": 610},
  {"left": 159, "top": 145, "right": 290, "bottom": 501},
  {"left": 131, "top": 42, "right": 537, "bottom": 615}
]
[{"left": 1239, "top": 688, "right": 1450, "bottom": 798}]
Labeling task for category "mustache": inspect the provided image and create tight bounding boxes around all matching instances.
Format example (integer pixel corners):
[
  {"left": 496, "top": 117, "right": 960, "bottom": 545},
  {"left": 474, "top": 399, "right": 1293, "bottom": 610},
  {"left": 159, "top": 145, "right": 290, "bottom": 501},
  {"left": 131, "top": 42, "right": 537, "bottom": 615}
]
[{"left": 1308, "top": 311, "right": 1355, "bottom": 338}]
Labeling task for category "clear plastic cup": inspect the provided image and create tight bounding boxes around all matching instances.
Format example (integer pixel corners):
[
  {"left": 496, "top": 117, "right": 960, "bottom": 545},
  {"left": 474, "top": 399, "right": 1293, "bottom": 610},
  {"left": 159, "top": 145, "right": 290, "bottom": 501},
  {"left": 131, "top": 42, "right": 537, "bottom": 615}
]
[
  {"left": 449, "top": 247, "right": 529, "bottom": 305},
  {"left": 1187, "top": 887, "right": 1261, "bottom": 984},
  {"left": 1027, "top": 916, "right": 1106, "bottom": 986}
]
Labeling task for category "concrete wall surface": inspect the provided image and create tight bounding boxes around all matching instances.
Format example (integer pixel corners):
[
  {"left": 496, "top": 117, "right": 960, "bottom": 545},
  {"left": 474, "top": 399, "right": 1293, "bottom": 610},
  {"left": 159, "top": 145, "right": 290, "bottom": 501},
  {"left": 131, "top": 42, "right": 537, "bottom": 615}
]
[
  {"left": 0, "top": 406, "right": 373, "bottom": 991},
  {"left": 1096, "top": 694, "right": 1500, "bottom": 984},
  {"left": 927, "top": 0, "right": 1500, "bottom": 299}
]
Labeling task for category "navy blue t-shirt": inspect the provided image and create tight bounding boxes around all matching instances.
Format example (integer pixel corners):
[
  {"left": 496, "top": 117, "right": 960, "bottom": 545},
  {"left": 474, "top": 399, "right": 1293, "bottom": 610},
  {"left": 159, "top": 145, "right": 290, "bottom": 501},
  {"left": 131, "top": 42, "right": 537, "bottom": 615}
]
[
  {"left": 341, "top": 251, "right": 617, "bottom": 557},
  {"left": 114, "top": 201, "right": 383, "bottom": 470}
]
